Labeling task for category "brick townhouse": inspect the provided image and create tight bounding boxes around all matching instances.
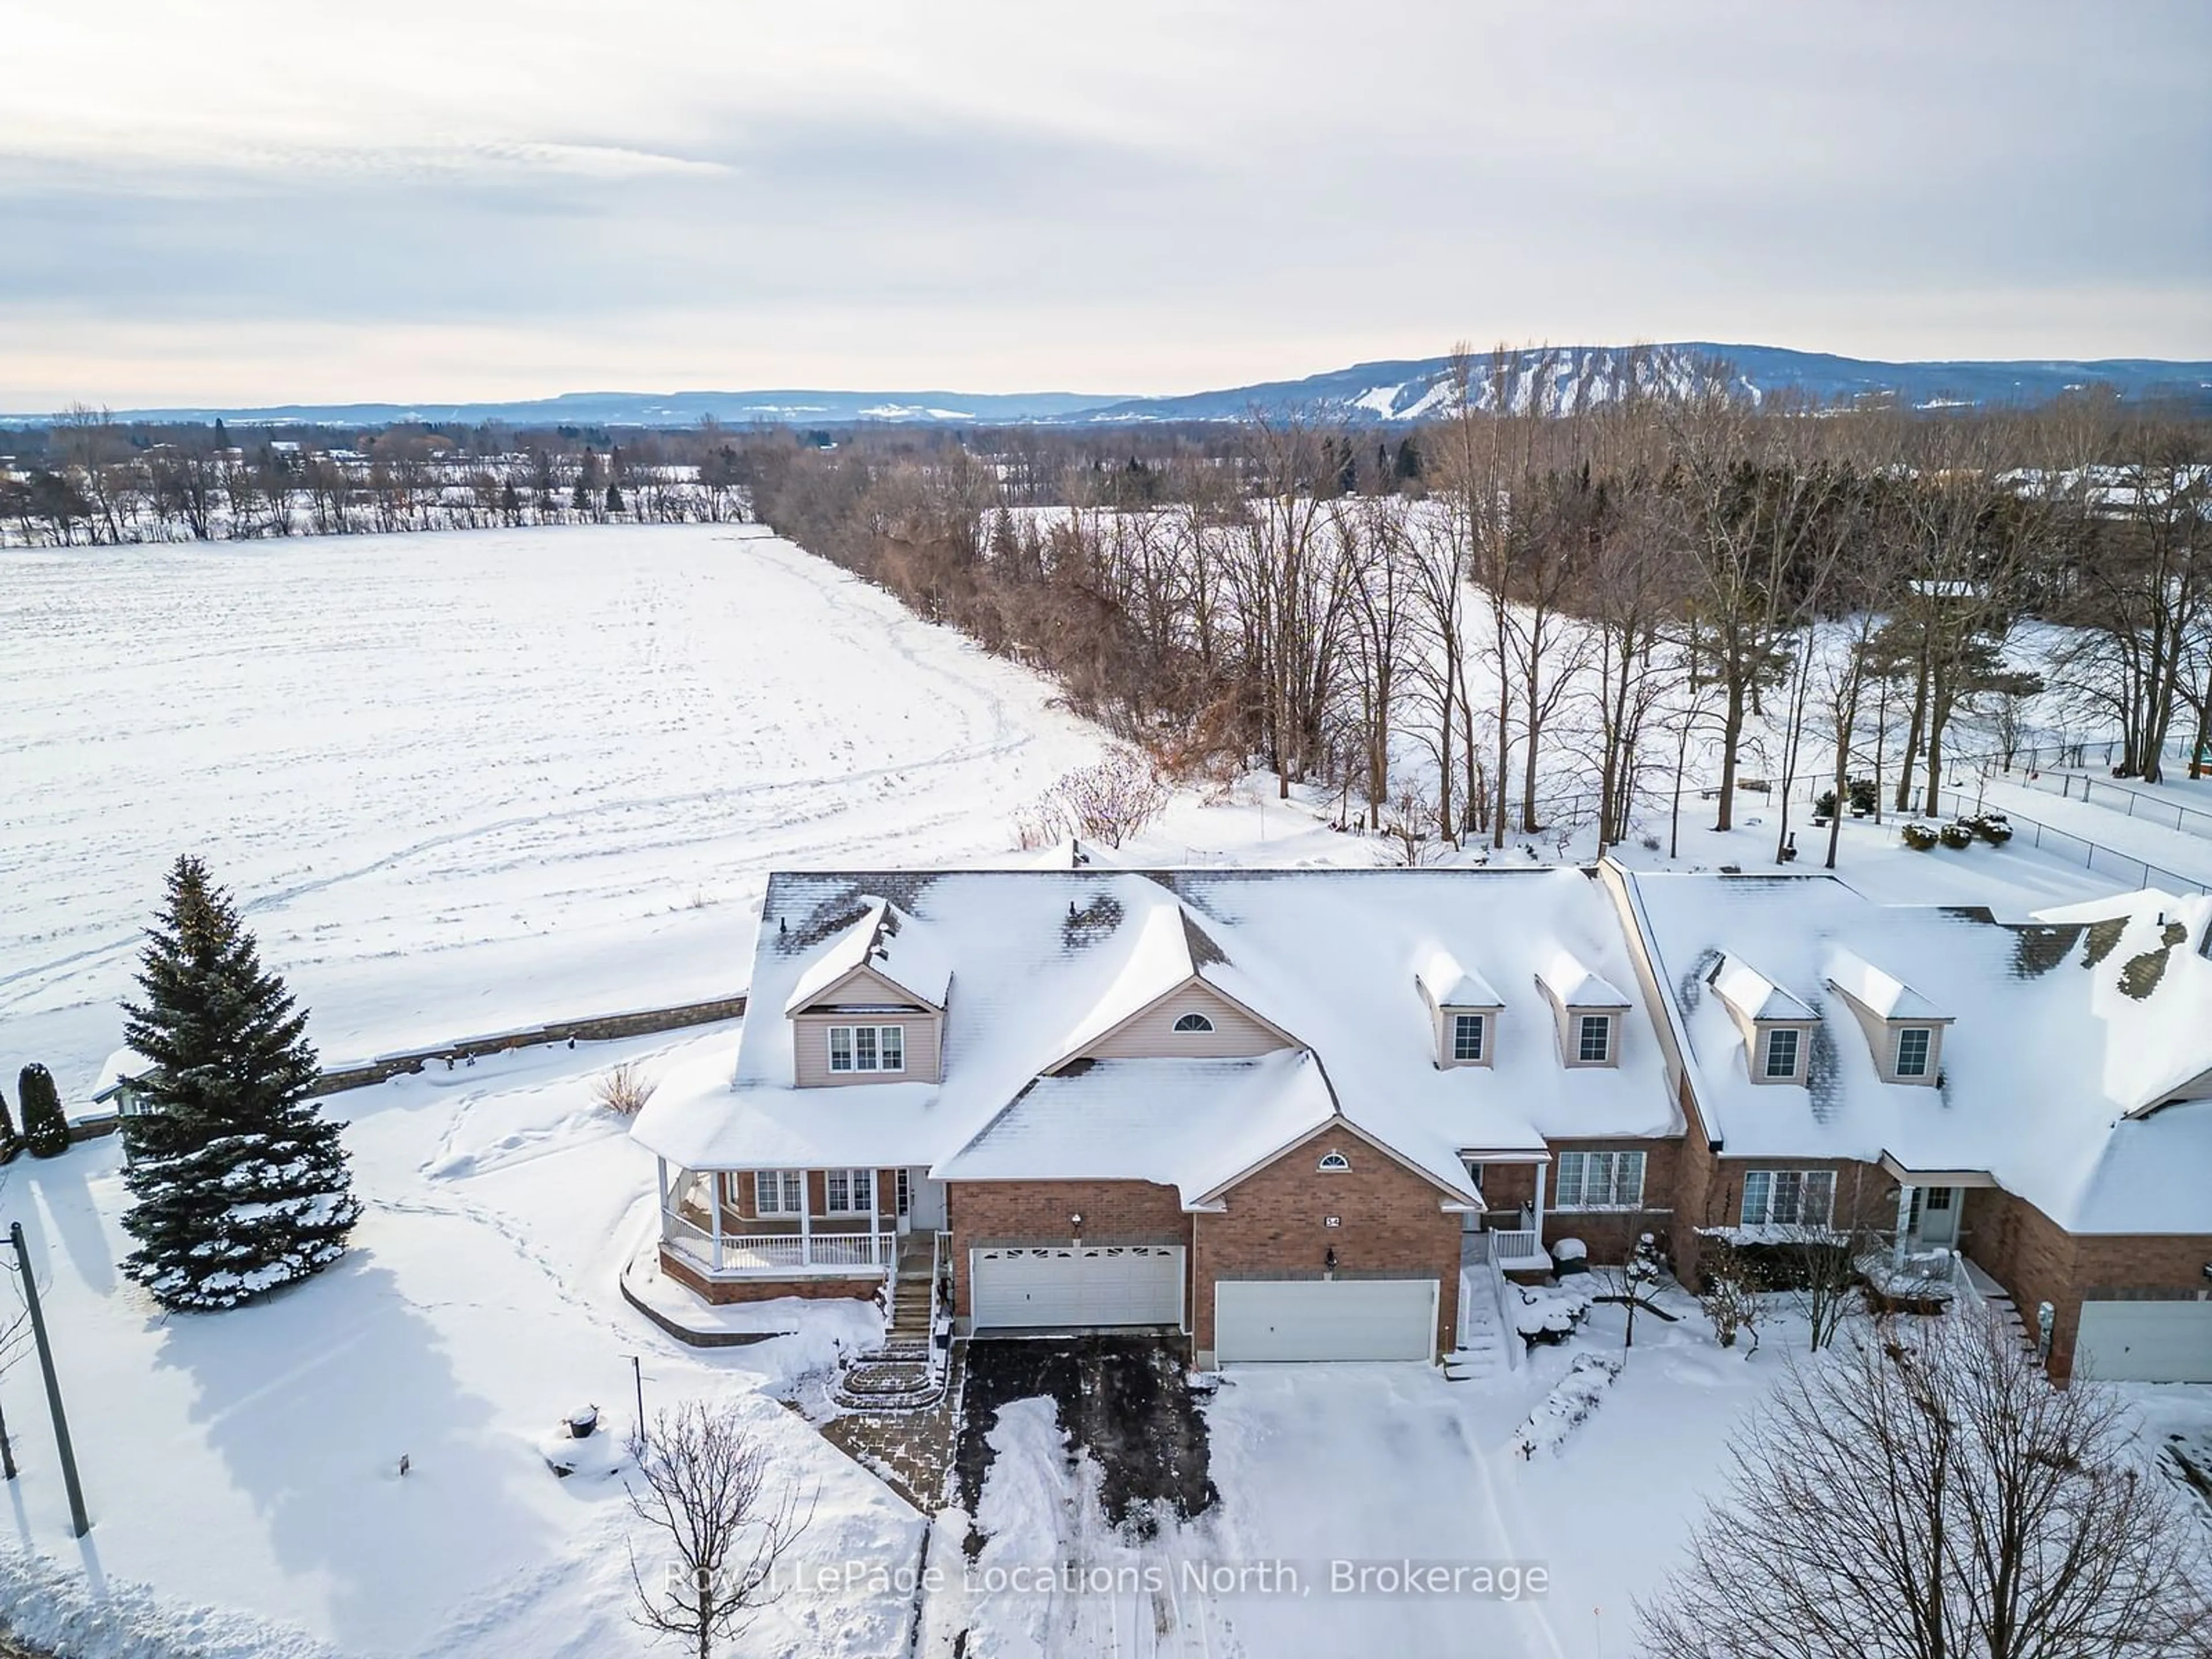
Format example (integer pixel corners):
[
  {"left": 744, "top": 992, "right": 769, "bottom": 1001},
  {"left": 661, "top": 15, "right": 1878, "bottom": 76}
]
[{"left": 628, "top": 863, "right": 2212, "bottom": 1382}]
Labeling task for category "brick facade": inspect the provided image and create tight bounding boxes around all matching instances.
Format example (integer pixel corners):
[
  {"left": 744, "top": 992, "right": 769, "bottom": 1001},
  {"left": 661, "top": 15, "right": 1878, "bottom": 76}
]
[
  {"left": 1195, "top": 1124, "right": 1462, "bottom": 1360},
  {"left": 1964, "top": 1186, "right": 2212, "bottom": 1382},
  {"left": 946, "top": 1178, "right": 1192, "bottom": 1321},
  {"left": 657, "top": 1246, "right": 881, "bottom": 1305}
]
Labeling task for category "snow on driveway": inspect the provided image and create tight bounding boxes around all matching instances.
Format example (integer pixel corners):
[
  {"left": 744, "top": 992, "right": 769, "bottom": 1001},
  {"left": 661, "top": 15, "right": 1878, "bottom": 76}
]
[{"left": 1199, "top": 1366, "right": 1564, "bottom": 1658}]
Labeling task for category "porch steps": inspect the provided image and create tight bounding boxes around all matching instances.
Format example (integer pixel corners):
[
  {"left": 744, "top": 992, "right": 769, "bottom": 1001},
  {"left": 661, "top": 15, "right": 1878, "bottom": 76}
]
[
  {"left": 1445, "top": 1269, "right": 1511, "bottom": 1384},
  {"left": 1953, "top": 1256, "right": 2040, "bottom": 1359},
  {"left": 834, "top": 1238, "right": 946, "bottom": 1411}
]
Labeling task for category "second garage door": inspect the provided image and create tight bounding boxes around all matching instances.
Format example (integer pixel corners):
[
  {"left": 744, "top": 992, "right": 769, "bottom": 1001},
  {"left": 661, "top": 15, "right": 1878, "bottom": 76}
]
[
  {"left": 969, "top": 1244, "right": 1185, "bottom": 1330},
  {"left": 2076, "top": 1299, "right": 2212, "bottom": 1383},
  {"left": 1215, "top": 1278, "right": 1438, "bottom": 1362}
]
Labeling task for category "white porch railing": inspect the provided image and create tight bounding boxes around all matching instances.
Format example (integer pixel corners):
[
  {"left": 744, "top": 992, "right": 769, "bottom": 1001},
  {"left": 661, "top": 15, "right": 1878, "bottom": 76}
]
[
  {"left": 1486, "top": 1228, "right": 1541, "bottom": 1263},
  {"left": 664, "top": 1217, "right": 896, "bottom": 1277}
]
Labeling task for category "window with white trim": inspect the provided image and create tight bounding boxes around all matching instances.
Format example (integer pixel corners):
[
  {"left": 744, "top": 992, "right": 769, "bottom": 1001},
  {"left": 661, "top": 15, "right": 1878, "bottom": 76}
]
[
  {"left": 1763, "top": 1028, "right": 1801, "bottom": 1079},
  {"left": 1575, "top": 1014, "right": 1612, "bottom": 1063},
  {"left": 1317, "top": 1150, "right": 1351, "bottom": 1172},
  {"left": 1172, "top": 1012, "right": 1215, "bottom": 1033},
  {"left": 1451, "top": 1013, "right": 1486, "bottom": 1062},
  {"left": 827, "top": 1024, "right": 905, "bottom": 1073},
  {"left": 753, "top": 1170, "right": 802, "bottom": 1214},
  {"left": 1894, "top": 1027, "right": 1932, "bottom": 1078},
  {"left": 824, "top": 1168, "right": 873, "bottom": 1213},
  {"left": 1554, "top": 1149, "right": 1646, "bottom": 1210},
  {"left": 1739, "top": 1169, "right": 1836, "bottom": 1228}
]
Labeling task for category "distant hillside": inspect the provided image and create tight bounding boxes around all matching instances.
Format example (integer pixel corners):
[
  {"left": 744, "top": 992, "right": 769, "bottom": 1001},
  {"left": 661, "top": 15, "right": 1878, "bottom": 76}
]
[{"left": 9, "top": 345, "right": 2207, "bottom": 429}]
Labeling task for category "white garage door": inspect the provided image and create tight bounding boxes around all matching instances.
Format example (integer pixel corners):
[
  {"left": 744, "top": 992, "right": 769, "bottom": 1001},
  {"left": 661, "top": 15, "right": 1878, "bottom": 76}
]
[
  {"left": 2076, "top": 1300, "right": 2212, "bottom": 1383},
  {"left": 969, "top": 1245, "right": 1185, "bottom": 1330},
  {"left": 1215, "top": 1278, "right": 1438, "bottom": 1363}
]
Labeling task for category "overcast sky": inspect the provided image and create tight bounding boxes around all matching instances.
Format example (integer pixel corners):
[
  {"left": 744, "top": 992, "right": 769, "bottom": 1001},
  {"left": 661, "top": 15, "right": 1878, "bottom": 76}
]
[{"left": 5, "top": 0, "right": 2207, "bottom": 409}]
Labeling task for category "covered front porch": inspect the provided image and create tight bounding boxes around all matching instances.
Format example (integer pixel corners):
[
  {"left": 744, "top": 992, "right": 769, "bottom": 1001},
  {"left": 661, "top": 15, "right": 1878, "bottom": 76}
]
[
  {"left": 656, "top": 1161, "right": 944, "bottom": 1281},
  {"left": 1458, "top": 1149, "right": 1552, "bottom": 1272}
]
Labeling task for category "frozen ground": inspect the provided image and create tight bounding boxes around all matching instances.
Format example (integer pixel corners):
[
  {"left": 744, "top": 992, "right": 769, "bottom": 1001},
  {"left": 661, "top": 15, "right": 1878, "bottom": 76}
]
[
  {"left": 0, "top": 1028, "right": 919, "bottom": 1658},
  {"left": 1, "top": 525, "right": 1112, "bottom": 1094}
]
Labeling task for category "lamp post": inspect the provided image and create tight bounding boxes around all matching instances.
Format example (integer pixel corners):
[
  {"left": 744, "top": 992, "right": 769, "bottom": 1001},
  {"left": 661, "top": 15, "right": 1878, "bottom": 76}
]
[{"left": 9, "top": 1222, "right": 89, "bottom": 1536}]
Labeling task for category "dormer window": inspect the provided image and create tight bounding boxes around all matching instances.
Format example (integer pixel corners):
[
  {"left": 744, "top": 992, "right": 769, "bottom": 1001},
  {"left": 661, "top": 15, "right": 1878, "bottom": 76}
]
[
  {"left": 828, "top": 1024, "right": 905, "bottom": 1074},
  {"left": 1452, "top": 1013, "right": 1487, "bottom": 1062},
  {"left": 1576, "top": 1015, "right": 1612, "bottom": 1063},
  {"left": 1894, "top": 1027, "right": 1931, "bottom": 1078},
  {"left": 1418, "top": 951, "right": 1503, "bottom": 1070},
  {"left": 1822, "top": 950, "right": 1949, "bottom": 1087},
  {"left": 1173, "top": 1012, "right": 1215, "bottom": 1033},
  {"left": 1536, "top": 953, "right": 1632, "bottom": 1069},
  {"left": 1762, "top": 1028, "right": 1801, "bottom": 1079}
]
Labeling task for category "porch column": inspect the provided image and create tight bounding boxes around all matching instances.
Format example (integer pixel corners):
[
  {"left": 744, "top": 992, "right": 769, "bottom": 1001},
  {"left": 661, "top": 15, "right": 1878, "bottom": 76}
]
[
  {"left": 655, "top": 1158, "right": 669, "bottom": 1240},
  {"left": 1892, "top": 1182, "right": 1914, "bottom": 1270},
  {"left": 866, "top": 1168, "right": 880, "bottom": 1266},
  {"left": 711, "top": 1171, "right": 725, "bottom": 1273},
  {"left": 1531, "top": 1159, "right": 1547, "bottom": 1251},
  {"left": 800, "top": 1176, "right": 813, "bottom": 1268}
]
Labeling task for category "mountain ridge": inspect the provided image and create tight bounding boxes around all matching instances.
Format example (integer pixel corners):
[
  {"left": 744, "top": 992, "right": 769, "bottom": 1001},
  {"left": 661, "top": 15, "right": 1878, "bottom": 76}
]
[{"left": 9, "top": 344, "right": 2208, "bottom": 429}]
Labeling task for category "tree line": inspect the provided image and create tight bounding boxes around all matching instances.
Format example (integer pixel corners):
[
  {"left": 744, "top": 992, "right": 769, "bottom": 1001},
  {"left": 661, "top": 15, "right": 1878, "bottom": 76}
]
[{"left": 734, "top": 349, "right": 2209, "bottom": 865}]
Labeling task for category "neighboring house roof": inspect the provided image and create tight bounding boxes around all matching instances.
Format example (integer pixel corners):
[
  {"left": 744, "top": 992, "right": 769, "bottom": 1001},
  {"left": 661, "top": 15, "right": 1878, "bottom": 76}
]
[
  {"left": 1709, "top": 955, "right": 1817, "bottom": 1022},
  {"left": 89, "top": 1047, "right": 156, "bottom": 1105},
  {"left": 633, "top": 868, "right": 1681, "bottom": 1205},
  {"left": 1416, "top": 949, "right": 1502, "bottom": 1009},
  {"left": 1621, "top": 870, "right": 2212, "bottom": 1234}
]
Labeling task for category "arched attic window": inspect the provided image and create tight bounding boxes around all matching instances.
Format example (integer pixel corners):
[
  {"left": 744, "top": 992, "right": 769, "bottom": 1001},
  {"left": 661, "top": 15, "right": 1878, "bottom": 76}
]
[
  {"left": 1172, "top": 1012, "right": 1215, "bottom": 1033},
  {"left": 1317, "top": 1150, "right": 1351, "bottom": 1172}
]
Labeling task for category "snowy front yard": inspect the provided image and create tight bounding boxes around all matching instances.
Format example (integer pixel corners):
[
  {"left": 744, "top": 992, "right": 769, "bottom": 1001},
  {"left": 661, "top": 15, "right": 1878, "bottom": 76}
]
[
  {"left": 0, "top": 1030, "right": 919, "bottom": 1658},
  {"left": 6, "top": 1033, "right": 2206, "bottom": 1658}
]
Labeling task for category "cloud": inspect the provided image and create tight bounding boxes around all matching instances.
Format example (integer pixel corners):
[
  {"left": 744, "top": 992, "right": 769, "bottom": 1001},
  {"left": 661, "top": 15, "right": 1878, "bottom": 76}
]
[{"left": 3, "top": 0, "right": 2207, "bottom": 406}]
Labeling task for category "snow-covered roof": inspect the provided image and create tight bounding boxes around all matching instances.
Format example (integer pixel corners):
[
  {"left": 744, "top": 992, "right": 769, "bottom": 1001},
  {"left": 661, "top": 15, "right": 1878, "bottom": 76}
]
[
  {"left": 1622, "top": 870, "right": 2212, "bottom": 1234},
  {"left": 937, "top": 1051, "right": 1344, "bottom": 1206},
  {"left": 635, "top": 868, "right": 1680, "bottom": 1204},
  {"left": 1822, "top": 948, "right": 1945, "bottom": 1021},
  {"left": 89, "top": 1046, "right": 156, "bottom": 1104},
  {"left": 1708, "top": 955, "right": 1817, "bottom": 1023},
  {"left": 1536, "top": 952, "right": 1631, "bottom": 1010},
  {"left": 1416, "top": 949, "right": 1502, "bottom": 1010},
  {"left": 780, "top": 897, "right": 950, "bottom": 1015}
]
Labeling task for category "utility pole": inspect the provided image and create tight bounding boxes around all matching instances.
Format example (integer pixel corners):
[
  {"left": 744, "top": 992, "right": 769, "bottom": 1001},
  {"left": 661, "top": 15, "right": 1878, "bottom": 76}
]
[
  {"left": 0, "top": 1383, "right": 16, "bottom": 1480},
  {"left": 626, "top": 1354, "right": 646, "bottom": 1440},
  {"left": 10, "top": 1222, "right": 89, "bottom": 1535}
]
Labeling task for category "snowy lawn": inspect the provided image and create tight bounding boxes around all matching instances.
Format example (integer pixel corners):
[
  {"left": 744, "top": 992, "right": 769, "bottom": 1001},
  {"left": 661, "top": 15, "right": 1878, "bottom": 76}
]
[
  {"left": 0, "top": 1029, "right": 921, "bottom": 1658},
  {"left": 1, "top": 524, "right": 1112, "bottom": 1095}
]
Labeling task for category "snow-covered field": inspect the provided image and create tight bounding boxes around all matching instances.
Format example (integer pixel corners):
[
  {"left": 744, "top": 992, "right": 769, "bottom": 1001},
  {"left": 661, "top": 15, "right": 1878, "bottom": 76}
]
[
  {"left": 2, "top": 525, "right": 1112, "bottom": 1095},
  {"left": 3, "top": 521, "right": 2203, "bottom": 1657}
]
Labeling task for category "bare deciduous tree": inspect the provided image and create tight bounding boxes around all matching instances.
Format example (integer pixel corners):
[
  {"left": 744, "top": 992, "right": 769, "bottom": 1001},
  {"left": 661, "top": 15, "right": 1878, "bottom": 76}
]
[
  {"left": 626, "top": 1402, "right": 816, "bottom": 1659},
  {"left": 1641, "top": 1309, "right": 2212, "bottom": 1659}
]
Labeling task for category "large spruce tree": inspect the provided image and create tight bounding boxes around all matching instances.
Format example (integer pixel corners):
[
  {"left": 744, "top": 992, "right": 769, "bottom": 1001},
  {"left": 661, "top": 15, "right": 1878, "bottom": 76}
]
[{"left": 120, "top": 855, "right": 361, "bottom": 1310}]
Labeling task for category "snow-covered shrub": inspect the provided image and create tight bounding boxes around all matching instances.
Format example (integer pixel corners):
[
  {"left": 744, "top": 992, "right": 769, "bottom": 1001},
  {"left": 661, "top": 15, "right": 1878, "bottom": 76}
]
[
  {"left": 1509, "top": 1354, "right": 1621, "bottom": 1459},
  {"left": 1900, "top": 821, "right": 1940, "bottom": 851},
  {"left": 1970, "top": 812, "right": 2013, "bottom": 844},
  {"left": 1847, "top": 777, "right": 1879, "bottom": 816},
  {"left": 1812, "top": 790, "right": 1839, "bottom": 821},
  {"left": 1939, "top": 820, "right": 1975, "bottom": 850},
  {"left": 1512, "top": 1282, "right": 1594, "bottom": 1347},
  {"left": 1034, "top": 748, "right": 1169, "bottom": 849},
  {"left": 593, "top": 1060, "right": 656, "bottom": 1116},
  {"left": 1552, "top": 1236, "right": 1589, "bottom": 1274}
]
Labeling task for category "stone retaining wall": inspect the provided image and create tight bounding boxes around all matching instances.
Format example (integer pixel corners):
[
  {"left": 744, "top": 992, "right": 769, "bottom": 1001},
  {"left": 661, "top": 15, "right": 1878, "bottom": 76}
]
[{"left": 308, "top": 993, "right": 748, "bottom": 1096}]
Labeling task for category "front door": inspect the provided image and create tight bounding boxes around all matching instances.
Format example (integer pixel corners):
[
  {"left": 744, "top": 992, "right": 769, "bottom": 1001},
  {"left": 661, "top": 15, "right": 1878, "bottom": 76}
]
[{"left": 1912, "top": 1185, "right": 1959, "bottom": 1248}]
